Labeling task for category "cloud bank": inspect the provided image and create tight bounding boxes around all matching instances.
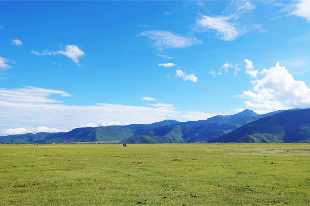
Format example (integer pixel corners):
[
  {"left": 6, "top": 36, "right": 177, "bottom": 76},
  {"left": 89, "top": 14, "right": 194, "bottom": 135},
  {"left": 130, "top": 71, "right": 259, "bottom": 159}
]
[{"left": 0, "top": 86, "right": 219, "bottom": 135}]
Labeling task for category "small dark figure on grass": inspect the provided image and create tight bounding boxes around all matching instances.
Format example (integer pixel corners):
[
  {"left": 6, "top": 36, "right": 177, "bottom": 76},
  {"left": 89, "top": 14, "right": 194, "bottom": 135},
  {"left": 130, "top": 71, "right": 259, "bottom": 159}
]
[{"left": 123, "top": 143, "right": 127, "bottom": 147}]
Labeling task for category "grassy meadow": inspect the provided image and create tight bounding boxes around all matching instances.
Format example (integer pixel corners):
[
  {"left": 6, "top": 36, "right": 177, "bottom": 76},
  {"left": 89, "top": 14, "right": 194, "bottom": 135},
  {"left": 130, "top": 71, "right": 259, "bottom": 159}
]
[{"left": 0, "top": 143, "right": 310, "bottom": 205}]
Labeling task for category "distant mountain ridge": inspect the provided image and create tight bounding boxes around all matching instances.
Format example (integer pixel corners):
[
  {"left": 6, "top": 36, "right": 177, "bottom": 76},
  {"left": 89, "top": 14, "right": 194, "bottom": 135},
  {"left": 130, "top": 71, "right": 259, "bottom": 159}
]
[
  {"left": 1, "top": 108, "right": 309, "bottom": 144},
  {"left": 209, "top": 109, "right": 310, "bottom": 143}
]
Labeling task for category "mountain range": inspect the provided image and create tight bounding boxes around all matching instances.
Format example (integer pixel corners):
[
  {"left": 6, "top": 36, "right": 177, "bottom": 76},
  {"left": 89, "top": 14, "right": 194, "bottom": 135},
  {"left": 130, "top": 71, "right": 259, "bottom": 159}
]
[{"left": 1, "top": 108, "right": 310, "bottom": 144}]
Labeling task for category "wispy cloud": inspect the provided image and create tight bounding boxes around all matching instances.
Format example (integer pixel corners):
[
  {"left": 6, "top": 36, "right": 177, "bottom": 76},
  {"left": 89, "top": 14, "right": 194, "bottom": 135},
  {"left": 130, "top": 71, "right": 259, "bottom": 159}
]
[
  {"left": 176, "top": 70, "right": 198, "bottom": 83},
  {"left": 11, "top": 39, "right": 22, "bottom": 46},
  {"left": 158, "top": 63, "right": 176, "bottom": 67},
  {"left": 210, "top": 62, "right": 239, "bottom": 77},
  {"left": 142, "top": 97, "right": 156, "bottom": 101},
  {"left": 0, "top": 57, "right": 12, "bottom": 70},
  {"left": 220, "top": 63, "right": 234, "bottom": 73},
  {"left": 0, "top": 86, "right": 70, "bottom": 103},
  {"left": 157, "top": 54, "right": 173, "bottom": 59},
  {"left": 141, "top": 30, "right": 202, "bottom": 50},
  {"left": 196, "top": 15, "right": 240, "bottom": 41},
  {"left": 231, "top": 0, "right": 256, "bottom": 11},
  {"left": 31, "top": 45, "right": 85, "bottom": 65}
]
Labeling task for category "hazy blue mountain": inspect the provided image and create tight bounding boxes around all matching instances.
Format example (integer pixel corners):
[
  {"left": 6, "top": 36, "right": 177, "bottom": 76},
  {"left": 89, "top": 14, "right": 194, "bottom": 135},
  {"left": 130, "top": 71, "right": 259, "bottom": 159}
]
[
  {"left": 209, "top": 108, "right": 310, "bottom": 143},
  {"left": 1, "top": 109, "right": 297, "bottom": 144},
  {"left": 0, "top": 132, "right": 65, "bottom": 144},
  {"left": 177, "top": 109, "right": 260, "bottom": 126},
  {"left": 121, "top": 120, "right": 179, "bottom": 129}
]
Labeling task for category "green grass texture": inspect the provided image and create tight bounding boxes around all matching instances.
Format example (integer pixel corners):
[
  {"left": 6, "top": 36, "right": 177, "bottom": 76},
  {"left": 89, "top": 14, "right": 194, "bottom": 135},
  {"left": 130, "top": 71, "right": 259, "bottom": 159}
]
[{"left": 1, "top": 144, "right": 310, "bottom": 205}]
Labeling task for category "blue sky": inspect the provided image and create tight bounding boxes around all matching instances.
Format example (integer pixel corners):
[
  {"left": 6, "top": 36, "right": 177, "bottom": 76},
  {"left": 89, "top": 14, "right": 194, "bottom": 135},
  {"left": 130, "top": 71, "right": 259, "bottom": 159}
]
[{"left": 1, "top": 0, "right": 310, "bottom": 135}]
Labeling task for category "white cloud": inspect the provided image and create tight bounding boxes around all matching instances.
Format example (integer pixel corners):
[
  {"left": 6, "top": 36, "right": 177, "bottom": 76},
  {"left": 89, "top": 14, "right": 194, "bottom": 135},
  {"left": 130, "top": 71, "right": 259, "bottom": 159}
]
[
  {"left": 220, "top": 63, "right": 234, "bottom": 73},
  {"left": 290, "top": 0, "right": 310, "bottom": 21},
  {"left": 31, "top": 45, "right": 85, "bottom": 65},
  {"left": 0, "top": 86, "right": 70, "bottom": 103},
  {"left": 244, "top": 59, "right": 258, "bottom": 78},
  {"left": 0, "top": 87, "right": 224, "bottom": 135},
  {"left": 241, "top": 62, "right": 310, "bottom": 112},
  {"left": 149, "top": 103, "right": 174, "bottom": 108},
  {"left": 101, "top": 122, "right": 122, "bottom": 127},
  {"left": 3, "top": 126, "right": 61, "bottom": 135},
  {"left": 142, "top": 97, "right": 156, "bottom": 101},
  {"left": 0, "top": 57, "right": 11, "bottom": 69},
  {"left": 231, "top": 108, "right": 245, "bottom": 113},
  {"left": 196, "top": 15, "right": 240, "bottom": 41},
  {"left": 209, "top": 70, "right": 222, "bottom": 77},
  {"left": 80, "top": 123, "right": 98, "bottom": 128},
  {"left": 234, "top": 67, "right": 241, "bottom": 76},
  {"left": 244, "top": 59, "right": 253, "bottom": 70},
  {"left": 232, "top": 0, "right": 256, "bottom": 11},
  {"left": 185, "top": 74, "right": 198, "bottom": 83},
  {"left": 246, "top": 70, "right": 258, "bottom": 78},
  {"left": 178, "top": 111, "right": 220, "bottom": 121},
  {"left": 158, "top": 63, "right": 176, "bottom": 67},
  {"left": 11, "top": 39, "right": 22, "bottom": 46},
  {"left": 57, "top": 45, "right": 85, "bottom": 64},
  {"left": 210, "top": 62, "right": 240, "bottom": 76},
  {"left": 141, "top": 30, "right": 202, "bottom": 50},
  {"left": 176, "top": 69, "right": 185, "bottom": 78},
  {"left": 176, "top": 70, "right": 197, "bottom": 83},
  {"left": 157, "top": 54, "right": 173, "bottom": 59}
]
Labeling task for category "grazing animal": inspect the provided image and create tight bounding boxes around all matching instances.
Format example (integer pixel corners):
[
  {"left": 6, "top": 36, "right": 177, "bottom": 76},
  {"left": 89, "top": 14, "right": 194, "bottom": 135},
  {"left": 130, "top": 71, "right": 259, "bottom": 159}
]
[{"left": 123, "top": 143, "right": 127, "bottom": 147}]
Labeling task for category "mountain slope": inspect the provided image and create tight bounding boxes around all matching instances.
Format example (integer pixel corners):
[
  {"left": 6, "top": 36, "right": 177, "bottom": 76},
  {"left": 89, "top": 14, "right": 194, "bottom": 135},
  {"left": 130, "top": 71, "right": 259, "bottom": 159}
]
[
  {"left": 124, "top": 125, "right": 186, "bottom": 143},
  {"left": 0, "top": 109, "right": 287, "bottom": 144},
  {"left": 49, "top": 126, "right": 134, "bottom": 143},
  {"left": 209, "top": 108, "right": 310, "bottom": 143}
]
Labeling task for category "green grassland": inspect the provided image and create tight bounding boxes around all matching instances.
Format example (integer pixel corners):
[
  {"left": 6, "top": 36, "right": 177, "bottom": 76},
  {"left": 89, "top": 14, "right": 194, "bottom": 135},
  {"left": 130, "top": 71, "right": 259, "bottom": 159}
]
[{"left": 1, "top": 144, "right": 310, "bottom": 205}]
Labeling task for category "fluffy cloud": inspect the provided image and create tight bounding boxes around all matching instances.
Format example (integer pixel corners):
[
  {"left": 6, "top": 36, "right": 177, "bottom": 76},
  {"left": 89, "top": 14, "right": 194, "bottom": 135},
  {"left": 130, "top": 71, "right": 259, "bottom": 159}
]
[
  {"left": 0, "top": 57, "right": 11, "bottom": 69},
  {"left": 31, "top": 45, "right": 85, "bottom": 65},
  {"left": 80, "top": 123, "right": 98, "bottom": 128},
  {"left": 57, "top": 45, "right": 85, "bottom": 64},
  {"left": 11, "top": 39, "right": 22, "bottom": 46},
  {"left": 290, "top": 0, "right": 310, "bottom": 21},
  {"left": 0, "top": 86, "right": 70, "bottom": 103},
  {"left": 241, "top": 62, "right": 310, "bottom": 112},
  {"left": 141, "top": 30, "right": 202, "bottom": 50},
  {"left": 196, "top": 15, "right": 240, "bottom": 41},
  {"left": 158, "top": 63, "right": 176, "bottom": 67},
  {"left": 176, "top": 70, "right": 197, "bottom": 83},
  {"left": 244, "top": 59, "right": 253, "bottom": 70},
  {"left": 142, "top": 97, "right": 156, "bottom": 101},
  {"left": 244, "top": 59, "right": 258, "bottom": 78},
  {"left": 3, "top": 126, "right": 61, "bottom": 135},
  {"left": 0, "top": 87, "right": 223, "bottom": 135},
  {"left": 185, "top": 74, "right": 198, "bottom": 82}
]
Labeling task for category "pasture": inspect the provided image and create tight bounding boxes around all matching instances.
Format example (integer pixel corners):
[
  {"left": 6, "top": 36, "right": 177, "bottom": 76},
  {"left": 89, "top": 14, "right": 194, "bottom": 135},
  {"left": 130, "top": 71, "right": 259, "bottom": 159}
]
[{"left": 0, "top": 143, "right": 310, "bottom": 205}]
